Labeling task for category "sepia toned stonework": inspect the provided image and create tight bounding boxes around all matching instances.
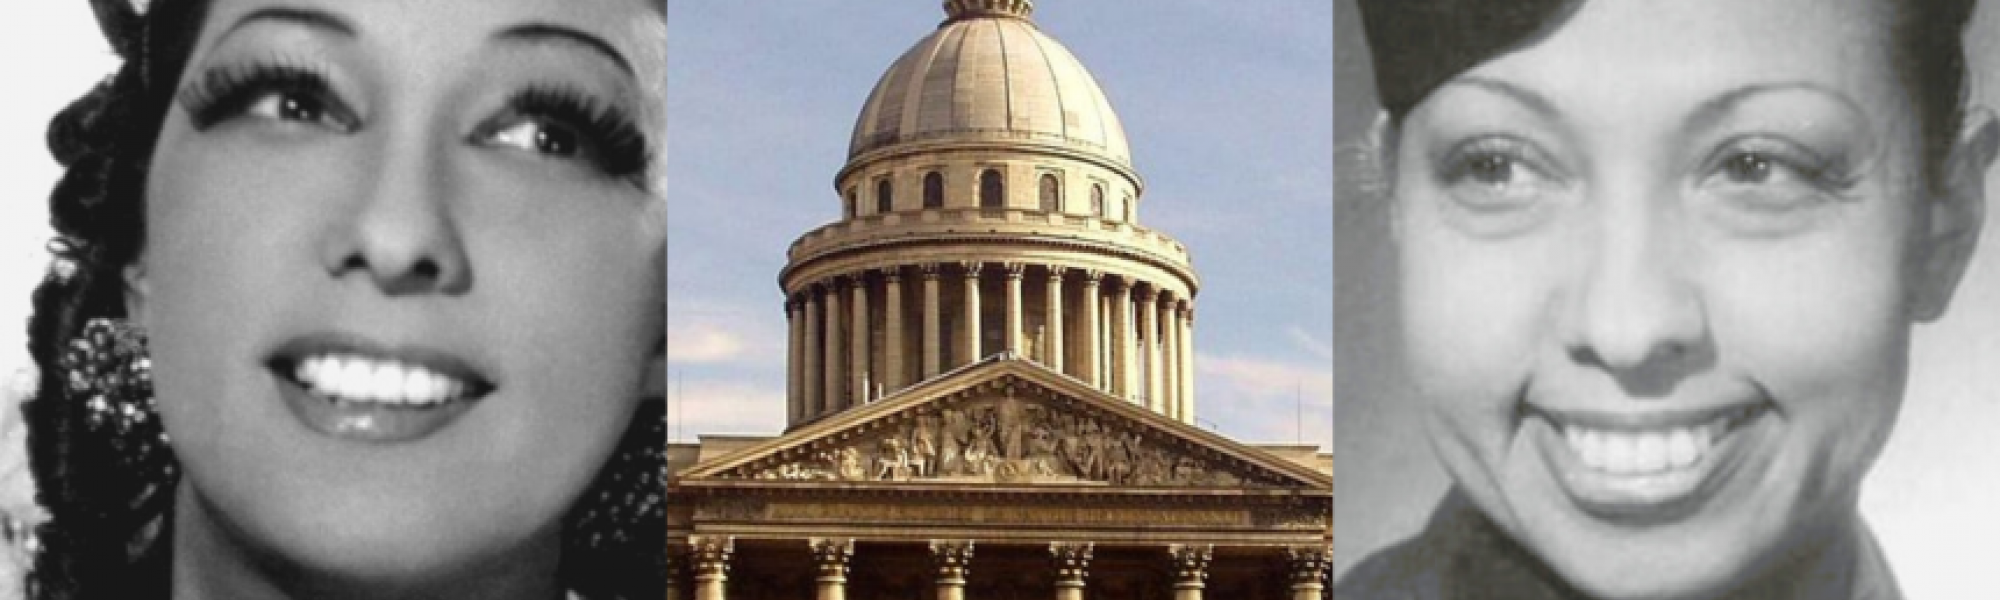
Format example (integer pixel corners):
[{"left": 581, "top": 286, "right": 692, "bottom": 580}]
[{"left": 669, "top": 2, "right": 1332, "bottom": 598}]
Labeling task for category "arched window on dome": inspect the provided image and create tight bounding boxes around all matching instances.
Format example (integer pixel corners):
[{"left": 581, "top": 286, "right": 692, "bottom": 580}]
[
  {"left": 979, "top": 169, "right": 1004, "bottom": 209},
  {"left": 1038, "top": 173, "right": 1061, "bottom": 212},
  {"left": 1122, "top": 193, "right": 1134, "bottom": 222},
  {"left": 876, "top": 179, "right": 893, "bottom": 214},
  {"left": 1090, "top": 184, "right": 1105, "bottom": 218},
  {"left": 923, "top": 172, "right": 944, "bottom": 209},
  {"left": 845, "top": 187, "right": 857, "bottom": 218}
]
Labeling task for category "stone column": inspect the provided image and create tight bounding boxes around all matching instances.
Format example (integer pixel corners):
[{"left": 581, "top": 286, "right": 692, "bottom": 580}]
[
  {"left": 803, "top": 291, "right": 823, "bottom": 418},
  {"left": 810, "top": 538, "right": 854, "bottom": 600},
  {"left": 787, "top": 298, "right": 802, "bottom": 423},
  {"left": 1044, "top": 267, "right": 1065, "bottom": 372},
  {"left": 960, "top": 262, "right": 984, "bottom": 365},
  {"left": 1050, "top": 542, "right": 1093, "bottom": 600},
  {"left": 921, "top": 263, "right": 943, "bottom": 379},
  {"left": 824, "top": 279, "right": 845, "bottom": 412},
  {"left": 1285, "top": 546, "right": 1330, "bottom": 600},
  {"left": 1099, "top": 293, "right": 1113, "bottom": 389},
  {"left": 690, "top": 535, "right": 733, "bottom": 600},
  {"left": 1158, "top": 293, "right": 1178, "bottom": 421},
  {"left": 1109, "top": 280, "right": 1132, "bottom": 400},
  {"left": 1167, "top": 544, "right": 1212, "bottom": 600},
  {"left": 1077, "top": 270, "right": 1101, "bottom": 387},
  {"left": 851, "top": 276, "right": 871, "bottom": 403},
  {"left": 1136, "top": 286, "right": 1161, "bottom": 413},
  {"left": 1003, "top": 262, "right": 1026, "bottom": 357},
  {"left": 1180, "top": 306, "right": 1196, "bottom": 423},
  {"left": 884, "top": 270, "right": 907, "bottom": 392},
  {"left": 931, "top": 540, "right": 974, "bottom": 600},
  {"left": 666, "top": 543, "right": 685, "bottom": 600}
]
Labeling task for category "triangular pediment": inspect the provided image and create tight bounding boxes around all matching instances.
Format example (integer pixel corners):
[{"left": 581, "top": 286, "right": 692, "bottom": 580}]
[{"left": 679, "top": 356, "right": 1332, "bottom": 490}]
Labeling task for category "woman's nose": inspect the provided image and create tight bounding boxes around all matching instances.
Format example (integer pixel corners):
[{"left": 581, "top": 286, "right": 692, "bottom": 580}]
[
  {"left": 318, "top": 139, "right": 472, "bottom": 296},
  {"left": 1564, "top": 200, "right": 1712, "bottom": 394}
]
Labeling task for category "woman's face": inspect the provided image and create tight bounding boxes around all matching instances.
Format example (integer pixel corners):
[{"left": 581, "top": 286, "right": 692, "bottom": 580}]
[
  {"left": 133, "top": 0, "right": 664, "bottom": 582},
  {"left": 1394, "top": 0, "right": 1984, "bottom": 597}
]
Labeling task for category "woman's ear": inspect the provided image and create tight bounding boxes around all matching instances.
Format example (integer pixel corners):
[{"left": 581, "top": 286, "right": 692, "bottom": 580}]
[
  {"left": 1910, "top": 107, "right": 2000, "bottom": 323},
  {"left": 1364, "top": 110, "right": 1405, "bottom": 243},
  {"left": 123, "top": 259, "right": 151, "bottom": 329}
]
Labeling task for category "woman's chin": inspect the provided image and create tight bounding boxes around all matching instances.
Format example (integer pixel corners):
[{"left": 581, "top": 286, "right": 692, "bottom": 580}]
[{"left": 184, "top": 479, "right": 562, "bottom": 589}]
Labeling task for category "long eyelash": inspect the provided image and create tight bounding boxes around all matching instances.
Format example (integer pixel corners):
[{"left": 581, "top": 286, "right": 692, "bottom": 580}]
[
  {"left": 177, "top": 61, "right": 337, "bottom": 131},
  {"left": 508, "top": 85, "right": 652, "bottom": 181}
]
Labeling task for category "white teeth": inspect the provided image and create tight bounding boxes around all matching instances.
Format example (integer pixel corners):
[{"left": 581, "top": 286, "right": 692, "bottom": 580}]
[
  {"left": 1667, "top": 429, "right": 1698, "bottom": 469},
  {"left": 1563, "top": 418, "right": 1733, "bottom": 475},
  {"left": 290, "top": 354, "right": 472, "bottom": 406}
]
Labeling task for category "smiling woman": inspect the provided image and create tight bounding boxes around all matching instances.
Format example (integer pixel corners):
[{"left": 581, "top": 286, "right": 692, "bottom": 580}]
[
  {"left": 1335, "top": 0, "right": 1999, "bottom": 599},
  {"left": 18, "top": 0, "right": 665, "bottom": 599}
]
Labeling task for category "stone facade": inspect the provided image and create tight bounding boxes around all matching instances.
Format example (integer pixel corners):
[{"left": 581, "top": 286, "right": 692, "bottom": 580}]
[{"left": 670, "top": 2, "right": 1332, "bottom": 598}]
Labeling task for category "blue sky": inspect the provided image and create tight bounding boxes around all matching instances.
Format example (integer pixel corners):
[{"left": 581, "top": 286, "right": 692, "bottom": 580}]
[{"left": 663, "top": 1, "right": 1333, "bottom": 450}]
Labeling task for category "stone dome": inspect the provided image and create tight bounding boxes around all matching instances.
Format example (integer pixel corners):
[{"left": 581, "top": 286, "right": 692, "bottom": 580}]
[{"left": 846, "top": 0, "right": 1132, "bottom": 168}]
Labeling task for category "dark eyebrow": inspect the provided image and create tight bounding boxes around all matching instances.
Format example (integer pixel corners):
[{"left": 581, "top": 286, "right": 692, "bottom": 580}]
[
  {"left": 1445, "top": 76, "right": 1560, "bottom": 119},
  {"left": 217, "top": 6, "right": 356, "bottom": 41},
  {"left": 1684, "top": 82, "right": 1867, "bottom": 133},
  {"left": 495, "top": 23, "right": 635, "bottom": 76}
]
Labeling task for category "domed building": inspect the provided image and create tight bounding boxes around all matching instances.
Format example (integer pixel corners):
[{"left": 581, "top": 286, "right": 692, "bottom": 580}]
[{"left": 668, "top": 2, "right": 1332, "bottom": 598}]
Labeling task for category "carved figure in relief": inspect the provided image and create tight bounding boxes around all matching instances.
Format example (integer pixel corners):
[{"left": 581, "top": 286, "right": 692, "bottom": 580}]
[
  {"left": 1172, "top": 455, "right": 1200, "bottom": 484},
  {"left": 1133, "top": 444, "right": 1169, "bottom": 486},
  {"left": 1027, "top": 425, "right": 1062, "bottom": 476},
  {"left": 835, "top": 446, "right": 867, "bottom": 480},
  {"left": 939, "top": 408, "right": 970, "bottom": 476},
  {"left": 876, "top": 436, "right": 913, "bottom": 480},
  {"left": 912, "top": 414, "right": 941, "bottom": 476},
  {"left": 996, "top": 396, "right": 1027, "bottom": 460},
  {"left": 1101, "top": 430, "right": 1134, "bottom": 484}
]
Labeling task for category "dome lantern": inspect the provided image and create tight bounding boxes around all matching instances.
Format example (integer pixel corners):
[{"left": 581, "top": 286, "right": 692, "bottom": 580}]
[{"left": 943, "top": 0, "right": 1034, "bottom": 22}]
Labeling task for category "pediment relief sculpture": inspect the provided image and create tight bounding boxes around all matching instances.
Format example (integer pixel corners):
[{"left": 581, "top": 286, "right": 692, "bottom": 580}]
[{"left": 719, "top": 380, "right": 1293, "bottom": 488}]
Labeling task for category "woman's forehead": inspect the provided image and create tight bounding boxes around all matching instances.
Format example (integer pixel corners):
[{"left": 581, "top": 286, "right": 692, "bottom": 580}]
[
  {"left": 191, "top": 0, "right": 663, "bottom": 73},
  {"left": 1456, "top": 0, "right": 1906, "bottom": 123}
]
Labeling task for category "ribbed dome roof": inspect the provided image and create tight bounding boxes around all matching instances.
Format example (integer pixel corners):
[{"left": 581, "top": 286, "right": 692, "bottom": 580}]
[{"left": 847, "top": 1, "right": 1131, "bottom": 166}]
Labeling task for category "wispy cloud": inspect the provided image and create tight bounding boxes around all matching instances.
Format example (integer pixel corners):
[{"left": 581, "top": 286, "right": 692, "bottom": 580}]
[
  {"left": 666, "top": 323, "right": 749, "bottom": 364},
  {"left": 1287, "top": 327, "right": 1334, "bottom": 362},
  {"left": 663, "top": 378, "right": 788, "bottom": 441},
  {"left": 667, "top": 299, "right": 784, "bottom": 368},
  {"left": 1195, "top": 352, "right": 1333, "bottom": 450}
]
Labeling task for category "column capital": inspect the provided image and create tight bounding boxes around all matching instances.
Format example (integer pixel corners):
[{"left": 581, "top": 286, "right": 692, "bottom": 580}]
[
  {"left": 931, "top": 539, "right": 975, "bottom": 566},
  {"left": 1002, "top": 262, "right": 1027, "bottom": 279},
  {"left": 1168, "top": 544, "right": 1213, "bottom": 588},
  {"left": 1079, "top": 269, "right": 1104, "bottom": 285},
  {"left": 885, "top": 269, "right": 904, "bottom": 284},
  {"left": 1049, "top": 541, "right": 1094, "bottom": 581},
  {"left": 1045, "top": 265, "right": 1067, "bottom": 281},
  {"left": 921, "top": 262, "right": 943, "bottom": 279},
  {"left": 1133, "top": 285, "right": 1157, "bottom": 302},
  {"left": 1284, "top": 545, "right": 1331, "bottom": 588},
  {"left": 960, "top": 260, "right": 985, "bottom": 277},
  {"left": 689, "top": 535, "right": 734, "bottom": 576},
  {"left": 810, "top": 537, "right": 855, "bottom": 578}
]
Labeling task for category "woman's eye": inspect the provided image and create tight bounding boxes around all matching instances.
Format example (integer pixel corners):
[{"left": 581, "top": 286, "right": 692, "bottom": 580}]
[
  {"left": 1719, "top": 152, "right": 1775, "bottom": 184},
  {"left": 246, "top": 92, "right": 329, "bottom": 124},
  {"left": 1695, "top": 140, "right": 1852, "bottom": 236},
  {"left": 1440, "top": 146, "right": 1564, "bottom": 212},
  {"left": 486, "top": 119, "right": 583, "bottom": 158},
  {"left": 1698, "top": 146, "right": 1836, "bottom": 212}
]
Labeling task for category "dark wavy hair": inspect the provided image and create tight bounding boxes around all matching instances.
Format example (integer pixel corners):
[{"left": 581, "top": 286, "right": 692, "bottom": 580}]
[
  {"left": 1365, "top": 0, "right": 1977, "bottom": 191},
  {"left": 22, "top": 1, "right": 664, "bottom": 598}
]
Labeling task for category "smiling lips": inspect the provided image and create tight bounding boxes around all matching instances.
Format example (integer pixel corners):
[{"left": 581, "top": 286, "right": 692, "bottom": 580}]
[
  {"left": 1559, "top": 405, "right": 1761, "bottom": 476},
  {"left": 1534, "top": 402, "right": 1770, "bottom": 517},
  {"left": 268, "top": 335, "right": 495, "bottom": 443},
  {"left": 291, "top": 354, "right": 477, "bottom": 406}
]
